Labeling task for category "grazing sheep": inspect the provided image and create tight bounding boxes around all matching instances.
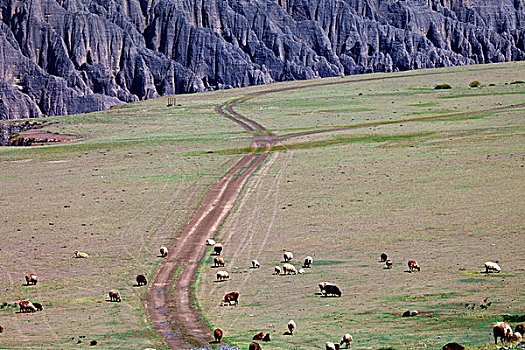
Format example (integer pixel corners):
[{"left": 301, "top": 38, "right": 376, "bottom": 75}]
[
  {"left": 249, "top": 342, "right": 262, "bottom": 350},
  {"left": 0, "top": 324, "right": 3, "bottom": 333},
  {"left": 493, "top": 321, "right": 513, "bottom": 344},
  {"left": 303, "top": 256, "right": 313, "bottom": 268},
  {"left": 262, "top": 333, "right": 271, "bottom": 342},
  {"left": 282, "top": 263, "right": 297, "bottom": 275},
  {"left": 24, "top": 273, "right": 38, "bottom": 285},
  {"left": 216, "top": 271, "right": 230, "bottom": 282},
  {"left": 252, "top": 260, "right": 260, "bottom": 268},
  {"left": 159, "top": 246, "right": 168, "bottom": 257},
  {"left": 283, "top": 251, "right": 293, "bottom": 262},
  {"left": 323, "top": 284, "right": 342, "bottom": 297},
  {"left": 326, "top": 341, "right": 340, "bottom": 350},
  {"left": 442, "top": 342, "right": 465, "bottom": 350},
  {"left": 515, "top": 324, "right": 524, "bottom": 335},
  {"left": 380, "top": 253, "right": 388, "bottom": 262},
  {"left": 318, "top": 282, "right": 334, "bottom": 293},
  {"left": 340, "top": 333, "right": 352, "bottom": 348},
  {"left": 213, "top": 328, "right": 223, "bottom": 343},
  {"left": 206, "top": 238, "right": 216, "bottom": 246},
  {"left": 33, "top": 302, "right": 43, "bottom": 311},
  {"left": 220, "top": 291, "right": 239, "bottom": 306},
  {"left": 214, "top": 256, "right": 225, "bottom": 267},
  {"left": 411, "top": 310, "right": 419, "bottom": 316},
  {"left": 402, "top": 310, "right": 411, "bottom": 317},
  {"left": 287, "top": 320, "right": 296, "bottom": 335},
  {"left": 253, "top": 332, "right": 264, "bottom": 340},
  {"left": 108, "top": 289, "right": 121, "bottom": 302},
  {"left": 484, "top": 261, "right": 501, "bottom": 273},
  {"left": 298, "top": 268, "right": 305, "bottom": 274},
  {"left": 511, "top": 332, "right": 522, "bottom": 342},
  {"left": 273, "top": 266, "right": 282, "bottom": 275},
  {"left": 73, "top": 250, "right": 89, "bottom": 258},
  {"left": 408, "top": 260, "right": 421, "bottom": 272},
  {"left": 136, "top": 274, "right": 148, "bottom": 286},
  {"left": 385, "top": 260, "right": 393, "bottom": 269},
  {"left": 18, "top": 300, "right": 36, "bottom": 313},
  {"left": 213, "top": 243, "right": 223, "bottom": 255}
]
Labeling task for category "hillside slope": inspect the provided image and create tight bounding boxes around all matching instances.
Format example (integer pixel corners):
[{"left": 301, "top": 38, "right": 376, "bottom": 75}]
[{"left": 0, "top": 0, "right": 523, "bottom": 119}]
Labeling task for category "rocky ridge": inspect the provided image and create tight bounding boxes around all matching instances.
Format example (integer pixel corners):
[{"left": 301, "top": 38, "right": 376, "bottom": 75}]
[{"left": 0, "top": 0, "right": 523, "bottom": 119}]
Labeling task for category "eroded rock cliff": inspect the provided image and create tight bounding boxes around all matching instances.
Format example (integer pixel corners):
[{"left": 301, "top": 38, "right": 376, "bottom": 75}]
[{"left": 0, "top": 0, "right": 523, "bottom": 119}]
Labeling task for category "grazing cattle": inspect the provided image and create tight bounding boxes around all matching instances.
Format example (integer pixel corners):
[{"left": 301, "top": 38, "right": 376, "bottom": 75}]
[
  {"left": 340, "top": 333, "right": 352, "bottom": 348},
  {"left": 24, "top": 273, "right": 38, "bottom": 285},
  {"left": 273, "top": 266, "right": 282, "bottom": 275},
  {"left": 249, "top": 342, "right": 262, "bottom": 350},
  {"left": 323, "top": 284, "right": 342, "bottom": 297},
  {"left": 216, "top": 271, "right": 230, "bottom": 282},
  {"left": 73, "top": 250, "right": 89, "bottom": 258},
  {"left": 442, "top": 342, "right": 465, "bottom": 350},
  {"left": 283, "top": 251, "right": 293, "bottom": 262},
  {"left": 213, "top": 243, "right": 223, "bottom": 255},
  {"left": 213, "top": 328, "right": 223, "bottom": 343},
  {"left": 33, "top": 302, "right": 43, "bottom": 311},
  {"left": 493, "top": 321, "right": 513, "bottom": 344},
  {"left": 159, "top": 246, "right": 168, "bottom": 257},
  {"left": 385, "top": 260, "right": 393, "bottom": 269},
  {"left": 220, "top": 292, "right": 239, "bottom": 306},
  {"left": 485, "top": 261, "right": 501, "bottom": 273},
  {"left": 408, "top": 260, "right": 421, "bottom": 272},
  {"left": 380, "top": 253, "right": 388, "bottom": 262},
  {"left": 206, "top": 238, "right": 216, "bottom": 246},
  {"left": 18, "top": 300, "right": 36, "bottom": 313},
  {"left": 252, "top": 260, "right": 260, "bottom": 268},
  {"left": 136, "top": 274, "right": 148, "bottom": 286},
  {"left": 214, "top": 256, "right": 225, "bottom": 267},
  {"left": 262, "top": 333, "right": 271, "bottom": 342},
  {"left": 253, "top": 332, "right": 264, "bottom": 340},
  {"left": 515, "top": 324, "right": 524, "bottom": 335},
  {"left": 326, "top": 341, "right": 340, "bottom": 350},
  {"left": 282, "top": 263, "right": 297, "bottom": 275},
  {"left": 303, "top": 256, "right": 313, "bottom": 268},
  {"left": 108, "top": 289, "right": 121, "bottom": 302},
  {"left": 288, "top": 320, "right": 296, "bottom": 335}
]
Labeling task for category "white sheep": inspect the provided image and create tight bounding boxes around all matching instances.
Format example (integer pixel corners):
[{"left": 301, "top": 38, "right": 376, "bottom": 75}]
[
  {"left": 326, "top": 341, "right": 340, "bottom": 350},
  {"left": 273, "top": 266, "right": 282, "bottom": 275},
  {"left": 205, "top": 238, "right": 216, "bottom": 246},
  {"left": 283, "top": 251, "right": 293, "bottom": 262},
  {"left": 252, "top": 260, "right": 260, "bottom": 268},
  {"left": 216, "top": 271, "right": 230, "bottom": 282},
  {"left": 73, "top": 250, "right": 89, "bottom": 258},
  {"left": 282, "top": 263, "right": 297, "bottom": 275},
  {"left": 340, "top": 333, "right": 353, "bottom": 348},
  {"left": 303, "top": 256, "right": 313, "bottom": 268},
  {"left": 298, "top": 268, "right": 305, "bottom": 274},
  {"left": 287, "top": 319, "right": 296, "bottom": 335},
  {"left": 484, "top": 261, "right": 501, "bottom": 273},
  {"left": 159, "top": 246, "right": 168, "bottom": 257}
]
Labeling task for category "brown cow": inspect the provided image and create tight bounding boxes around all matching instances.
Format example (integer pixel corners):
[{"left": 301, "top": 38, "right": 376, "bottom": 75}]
[
  {"left": 213, "top": 328, "right": 223, "bottom": 343},
  {"left": 19, "top": 300, "right": 36, "bottom": 313},
  {"left": 442, "top": 342, "right": 465, "bottom": 350},
  {"left": 24, "top": 273, "right": 38, "bottom": 285},
  {"left": 108, "top": 289, "right": 121, "bottom": 302},
  {"left": 249, "top": 342, "right": 262, "bottom": 350},
  {"left": 253, "top": 332, "right": 264, "bottom": 340},
  {"left": 493, "top": 321, "right": 513, "bottom": 344},
  {"left": 214, "top": 256, "right": 225, "bottom": 267},
  {"left": 136, "top": 274, "right": 148, "bottom": 286},
  {"left": 220, "top": 291, "right": 239, "bottom": 306},
  {"left": 408, "top": 260, "right": 421, "bottom": 272}
]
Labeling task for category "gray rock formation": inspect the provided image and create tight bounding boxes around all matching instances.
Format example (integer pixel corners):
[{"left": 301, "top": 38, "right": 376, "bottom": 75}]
[{"left": 0, "top": 0, "right": 523, "bottom": 119}]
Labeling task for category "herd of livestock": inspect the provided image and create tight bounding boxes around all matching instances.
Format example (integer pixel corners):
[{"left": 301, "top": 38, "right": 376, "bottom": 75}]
[{"left": 3, "top": 240, "right": 522, "bottom": 350}]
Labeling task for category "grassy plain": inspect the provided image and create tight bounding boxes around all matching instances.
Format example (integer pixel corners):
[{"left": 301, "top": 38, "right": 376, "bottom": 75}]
[
  {"left": 0, "top": 62, "right": 523, "bottom": 349},
  {"left": 196, "top": 62, "right": 525, "bottom": 350}
]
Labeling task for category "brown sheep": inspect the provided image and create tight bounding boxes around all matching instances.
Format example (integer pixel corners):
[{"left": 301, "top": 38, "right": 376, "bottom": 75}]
[
  {"left": 18, "top": 300, "right": 36, "bottom": 313},
  {"left": 220, "top": 291, "right": 239, "bottom": 306},
  {"left": 442, "top": 343, "right": 465, "bottom": 350},
  {"left": 73, "top": 250, "right": 89, "bottom": 258},
  {"left": 408, "top": 260, "right": 421, "bottom": 272},
  {"left": 108, "top": 289, "right": 121, "bottom": 302},
  {"left": 253, "top": 332, "right": 264, "bottom": 340},
  {"left": 249, "top": 342, "right": 262, "bottom": 350},
  {"left": 214, "top": 256, "right": 225, "bottom": 267},
  {"left": 24, "top": 273, "right": 38, "bottom": 285},
  {"left": 136, "top": 274, "right": 147, "bottom": 286},
  {"left": 493, "top": 321, "right": 513, "bottom": 344},
  {"left": 213, "top": 328, "right": 223, "bottom": 343}
]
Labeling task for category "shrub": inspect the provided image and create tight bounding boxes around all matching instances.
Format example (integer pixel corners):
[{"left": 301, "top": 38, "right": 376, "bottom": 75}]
[
  {"left": 469, "top": 80, "right": 481, "bottom": 87},
  {"left": 434, "top": 84, "right": 452, "bottom": 90}
]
